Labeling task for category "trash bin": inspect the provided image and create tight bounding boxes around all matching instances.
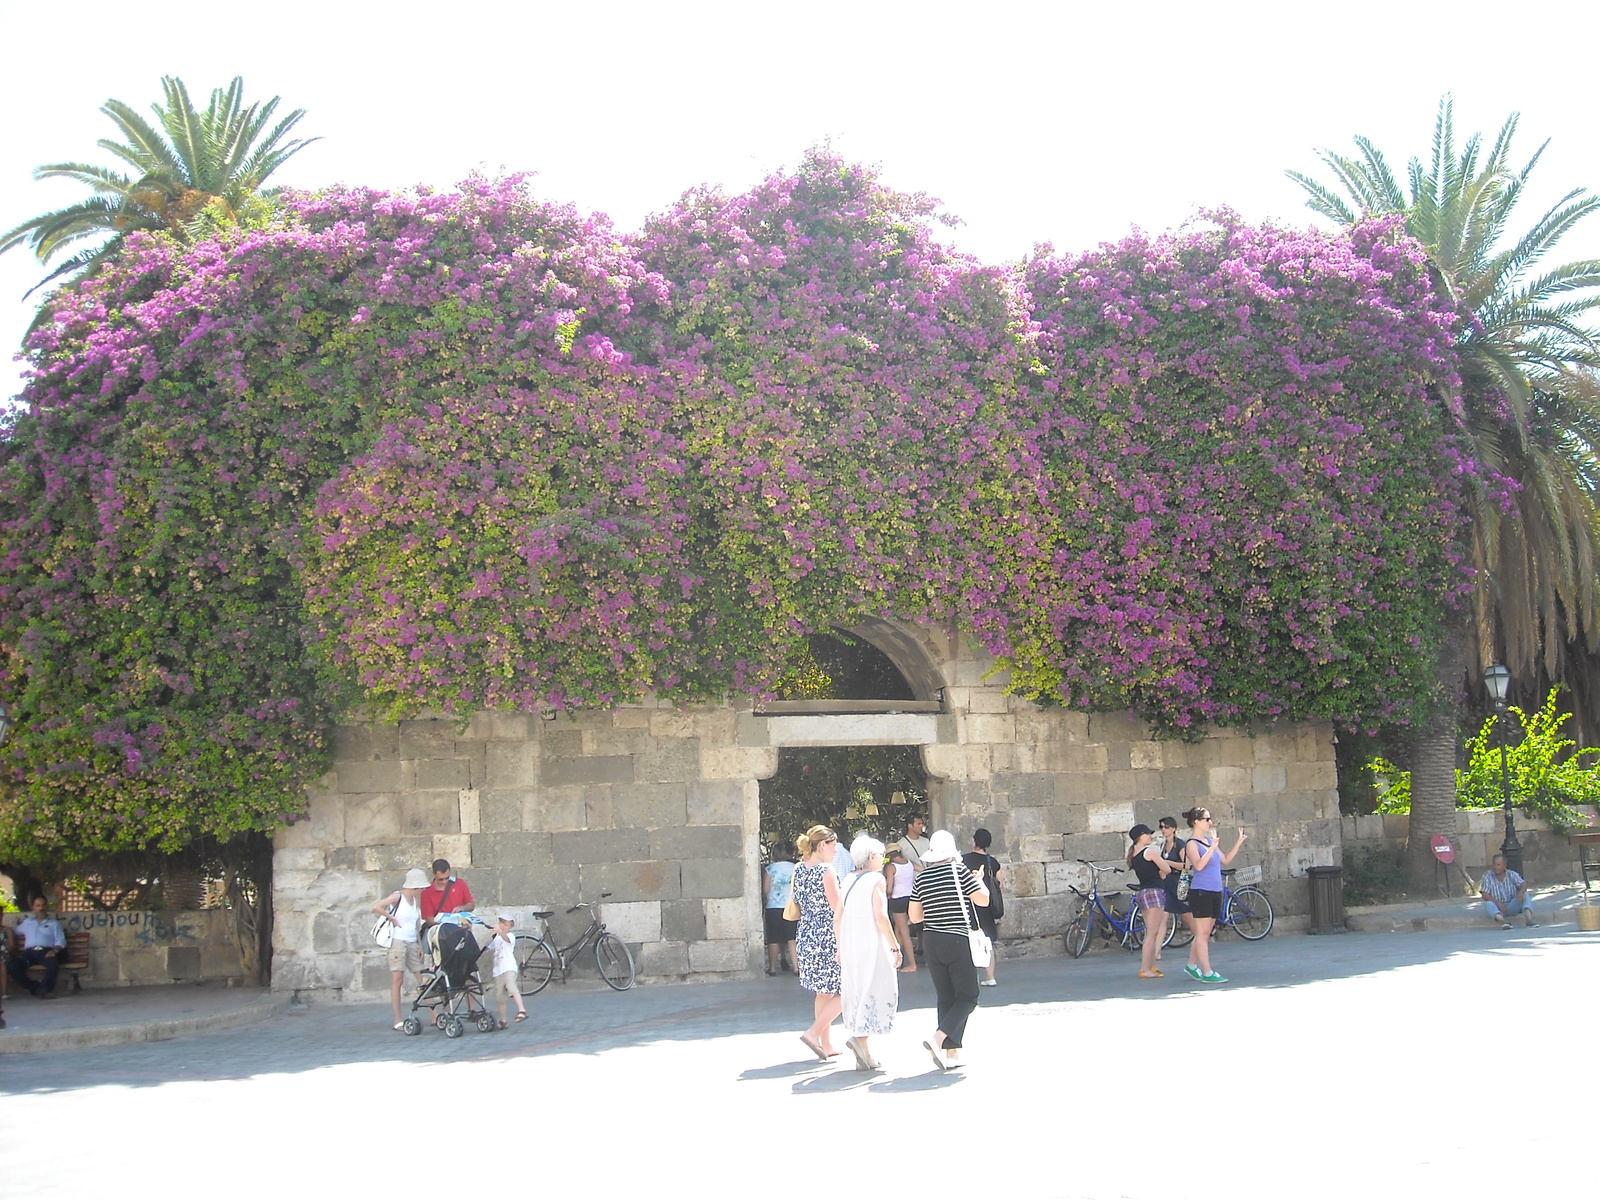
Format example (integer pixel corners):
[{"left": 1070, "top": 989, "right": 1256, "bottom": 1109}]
[{"left": 1306, "top": 865, "right": 1347, "bottom": 934}]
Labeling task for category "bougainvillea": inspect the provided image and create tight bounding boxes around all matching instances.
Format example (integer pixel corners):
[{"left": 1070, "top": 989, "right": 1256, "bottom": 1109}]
[{"left": 0, "top": 152, "right": 1468, "bottom": 865}]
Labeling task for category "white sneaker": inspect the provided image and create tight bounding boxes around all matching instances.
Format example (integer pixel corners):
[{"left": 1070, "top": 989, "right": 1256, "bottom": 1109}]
[{"left": 979, "top": 978, "right": 998, "bottom": 987}]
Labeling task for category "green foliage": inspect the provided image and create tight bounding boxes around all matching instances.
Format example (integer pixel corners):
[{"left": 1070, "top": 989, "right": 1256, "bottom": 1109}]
[
  {"left": 758, "top": 746, "right": 927, "bottom": 850},
  {"left": 1362, "top": 689, "right": 1599, "bottom": 832},
  {"left": 1341, "top": 843, "right": 1410, "bottom": 906}
]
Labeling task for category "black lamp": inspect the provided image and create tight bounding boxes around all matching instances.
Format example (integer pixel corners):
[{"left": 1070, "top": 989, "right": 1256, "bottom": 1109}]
[{"left": 1483, "top": 663, "right": 1522, "bottom": 875}]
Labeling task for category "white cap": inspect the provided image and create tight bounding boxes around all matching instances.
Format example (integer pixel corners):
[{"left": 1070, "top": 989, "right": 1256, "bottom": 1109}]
[{"left": 496, "top": 910, "right": 516, "bottom": 923}]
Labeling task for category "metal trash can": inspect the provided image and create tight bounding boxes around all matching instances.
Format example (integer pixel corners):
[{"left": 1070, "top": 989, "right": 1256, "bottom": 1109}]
[{"left": 1306, "top": 865, "right": 1347, "bottom": 934}]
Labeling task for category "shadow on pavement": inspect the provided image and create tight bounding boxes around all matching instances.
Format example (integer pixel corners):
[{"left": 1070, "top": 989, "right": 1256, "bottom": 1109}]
[{"left": 5, "top": 924, "right": 1591, "bottom": 1095}]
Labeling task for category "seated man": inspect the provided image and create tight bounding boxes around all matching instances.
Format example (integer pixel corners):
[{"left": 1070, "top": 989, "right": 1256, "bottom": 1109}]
[
  {"left": 6, "top": 896, "right": 67, "bottom": 998},
  {"left": 1479, "top": 854, "right": 1539, "bottom": 929}
]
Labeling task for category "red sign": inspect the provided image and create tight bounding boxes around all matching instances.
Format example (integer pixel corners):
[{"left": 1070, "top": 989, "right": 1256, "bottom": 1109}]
[{"left": 1430, "top": 835, "right": 1455, "bottom": 864}]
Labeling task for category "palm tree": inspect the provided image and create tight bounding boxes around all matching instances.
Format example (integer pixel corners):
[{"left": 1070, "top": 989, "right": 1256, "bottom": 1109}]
[
  {"left": 1289, "top": 96, "right": 1600, "bottom": 884},
  {"left": 0, "top": 76, "right": 318, "bottom": 294}
]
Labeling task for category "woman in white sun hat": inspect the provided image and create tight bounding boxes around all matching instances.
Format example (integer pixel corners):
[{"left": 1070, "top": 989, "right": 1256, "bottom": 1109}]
[{"left": 372, "top": 867, "right": 429, "bottom": 1031}]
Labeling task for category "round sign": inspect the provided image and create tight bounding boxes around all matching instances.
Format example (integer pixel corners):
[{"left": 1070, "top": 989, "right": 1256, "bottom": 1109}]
[{"left": 1430, "top": 834, "right": 1455, "bottom": 863}]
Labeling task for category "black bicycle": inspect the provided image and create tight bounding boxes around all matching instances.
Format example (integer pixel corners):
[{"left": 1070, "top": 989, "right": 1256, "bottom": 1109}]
[{"left": 513, "top": 891, "right": 636, "bottom": 993}]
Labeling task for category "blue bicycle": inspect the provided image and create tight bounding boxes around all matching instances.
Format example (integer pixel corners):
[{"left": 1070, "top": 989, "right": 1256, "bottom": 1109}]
[
  {"left": 1165, "top": 867, "right": 1275, "bottom": 947},
  {"left": 1063, "top": 860, "right": 1178, "bottom": 958}
]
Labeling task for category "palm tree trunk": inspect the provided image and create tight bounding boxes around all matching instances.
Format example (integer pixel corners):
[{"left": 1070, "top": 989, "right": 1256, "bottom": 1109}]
[{"left": 1405, "top": 624, "right": 1468, "bottom": 888}]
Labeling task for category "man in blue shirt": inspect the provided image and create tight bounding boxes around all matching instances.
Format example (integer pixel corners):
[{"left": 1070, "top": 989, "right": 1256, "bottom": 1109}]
[
  {"left": 1479, "top": 854, "right": 1538, "bottom": 929},
  {"left": 7, "top": 896, "right": 68, "bottom": 997}
]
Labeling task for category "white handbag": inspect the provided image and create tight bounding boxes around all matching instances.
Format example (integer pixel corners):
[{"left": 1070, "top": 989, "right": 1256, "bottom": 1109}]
[
  {"left": 955, "top": 862, "right": 992, "bottom": 969},
  {"left": 371, "top": 906, "right": 395, "bottom": 948}
]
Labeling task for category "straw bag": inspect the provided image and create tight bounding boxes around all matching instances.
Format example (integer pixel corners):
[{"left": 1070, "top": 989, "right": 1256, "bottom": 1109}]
[{"left": 781, "top": 865, "right": 801, "bottom": 922}]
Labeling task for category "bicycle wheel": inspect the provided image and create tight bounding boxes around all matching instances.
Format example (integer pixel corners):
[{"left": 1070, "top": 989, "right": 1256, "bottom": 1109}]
[
  {"left": 1226, "top": 886, "right": 1275, "bottom": 940},
  {"left": 1126, "top": 906, "right": 1146, "bottom": 951},
  {"left": 1064, "top": 900, "right": 1094, "bottom": 958},
  {"left": 514, "top": 933, "right": 557, "bottom": 995},
  {"left": 594, "top": 932, "right": 635, "bottom": 991},
  {"left": 1167, "top": 912, "right": 1194, "bottom": 948}
]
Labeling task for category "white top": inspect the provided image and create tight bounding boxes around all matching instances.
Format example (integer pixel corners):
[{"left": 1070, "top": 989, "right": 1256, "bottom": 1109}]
[
  {"left": 392, "top": 894, "right": 421, "bottom": 943},
  {"left": 491, "top": 931, "right": 517, "bottom": 977},
  {"left": 895, "top": 834, "right": 930, "bottom": 870},
  {"left": 889, "top": 857, "right": 915, "bottom": 899},
  {"left": 832, "top": 841, "right": 855, "bottom": 879}
]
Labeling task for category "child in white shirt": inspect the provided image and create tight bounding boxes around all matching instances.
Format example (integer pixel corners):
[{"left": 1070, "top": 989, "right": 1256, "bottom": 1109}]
[{"left": 491, "top": 911, "right": 527, "bottom": 1028}]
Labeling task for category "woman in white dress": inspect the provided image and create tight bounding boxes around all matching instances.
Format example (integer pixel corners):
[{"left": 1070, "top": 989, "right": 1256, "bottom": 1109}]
[{"left": 833, "top": 833, "right": 901, "bottom": 1071}]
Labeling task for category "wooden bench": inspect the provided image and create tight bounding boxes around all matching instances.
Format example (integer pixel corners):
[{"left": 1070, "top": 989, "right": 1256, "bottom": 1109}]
[{"left": 3, "top": 927, "right": 90, "bottom": 995}]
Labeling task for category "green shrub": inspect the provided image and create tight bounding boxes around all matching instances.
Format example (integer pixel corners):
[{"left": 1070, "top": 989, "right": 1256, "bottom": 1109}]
[{"left": 1342, "top": 844, "right": 1409, "bottom": 906}]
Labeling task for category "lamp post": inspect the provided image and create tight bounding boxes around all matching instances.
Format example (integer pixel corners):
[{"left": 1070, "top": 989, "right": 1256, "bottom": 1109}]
[{"left": 1483, "top": 663, "right": 1523, "bottom": 876}]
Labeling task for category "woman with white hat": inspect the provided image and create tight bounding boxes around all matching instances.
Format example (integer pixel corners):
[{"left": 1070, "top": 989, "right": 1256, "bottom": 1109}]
[
  {"left": 908, "top": 829, "right": 988, "bottom": 1070},
  {"left": 372, "top": 868, "right": 429, "bottom": 1031}
]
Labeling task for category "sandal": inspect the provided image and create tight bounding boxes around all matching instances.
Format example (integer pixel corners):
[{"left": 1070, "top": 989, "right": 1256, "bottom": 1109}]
[
  {"left": 924, "top": 1038, "right": 946, "bottom": 1071},
  {"left": 513, "top": 1010, "right": 527, "bottom": 1022},
  {"left": 393, "top": 1022, "right": 405, "bottom": 1032},
  {"left": 497, "top": 1020, "right": 508, "bottom": 1030},
  {"left": 799, "top": 1035, "right": 828, "bottom": 1061},
  {"left": 1139, "top": 969, "right": 1163, "bottom": 978}
]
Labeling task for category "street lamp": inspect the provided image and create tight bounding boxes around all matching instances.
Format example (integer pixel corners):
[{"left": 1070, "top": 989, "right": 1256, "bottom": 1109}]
[
  {"left": 1483, "top": 663, "right": 1522, "bottom": 875},
  {"left": 0, "top": 702, "right": 10, "bottom": 745}
]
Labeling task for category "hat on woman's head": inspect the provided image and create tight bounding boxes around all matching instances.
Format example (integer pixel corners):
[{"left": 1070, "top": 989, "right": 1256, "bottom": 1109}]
[
  {"left": 1128, "top": 823, "right": 1154, "bottom": 843},
  {"left": 402, "top": 868, "right": 429, "bottom": 889},
  {"left": 924, "top": 830, "right": 960, "bottom": 863}
]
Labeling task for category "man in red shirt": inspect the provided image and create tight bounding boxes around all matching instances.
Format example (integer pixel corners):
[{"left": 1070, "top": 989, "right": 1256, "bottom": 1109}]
[{"left": 420, "top": 859, "right": 475, "bottom": 922}]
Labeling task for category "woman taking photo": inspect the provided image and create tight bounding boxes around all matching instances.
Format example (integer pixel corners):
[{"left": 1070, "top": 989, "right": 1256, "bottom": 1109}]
[
  {"left": 908, "top": 829, "right": 988, "bottom": 1071},
  {"left": 1126, "top": 824, "right": 1172, "bottom": 979},
  {"left": 793, "top": 824, "right": 844, "bottom": 1059},
  {"left": 1181, "top": 807, "right": 1247, "bottom": 984},
  {"left": 834, "top": 834, "right": 899, "bottom": 1071}
]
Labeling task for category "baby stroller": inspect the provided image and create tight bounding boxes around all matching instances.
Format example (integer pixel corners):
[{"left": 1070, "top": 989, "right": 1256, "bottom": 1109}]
[{"left": 402, "top": 916, "right": 497, "bottom": 1038}]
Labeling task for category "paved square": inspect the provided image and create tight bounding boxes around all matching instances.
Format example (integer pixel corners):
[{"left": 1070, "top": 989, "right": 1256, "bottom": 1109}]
[{"left": 2, "top": 927, "right": 1592, "bottom": 1198}]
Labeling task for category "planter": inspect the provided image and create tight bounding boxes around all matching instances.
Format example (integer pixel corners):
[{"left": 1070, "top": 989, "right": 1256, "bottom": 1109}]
[{"left": 1576, "top": 903, "right": 1600, "bottom": 932}]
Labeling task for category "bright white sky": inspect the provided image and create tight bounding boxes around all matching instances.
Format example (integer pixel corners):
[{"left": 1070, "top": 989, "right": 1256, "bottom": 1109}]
[{"left": 3, "top": 0, "right": 1598, "bottom": 402}]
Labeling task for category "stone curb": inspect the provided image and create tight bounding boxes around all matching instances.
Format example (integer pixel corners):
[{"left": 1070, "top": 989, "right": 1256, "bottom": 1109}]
[{"left": 0, "top": 992, "right": 292, "bottom": 1056}]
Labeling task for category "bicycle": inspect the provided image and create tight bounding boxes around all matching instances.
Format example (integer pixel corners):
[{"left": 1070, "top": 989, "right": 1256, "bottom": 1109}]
[
  {"left": 1166, "top": 868, "right": 1274, "bottom": 946},
  {"left": 1062, "top": 860, "right": 1179, "bottom": 958},
  {"left": 513, "top": 890, "right": 636, "bottom": 993}
]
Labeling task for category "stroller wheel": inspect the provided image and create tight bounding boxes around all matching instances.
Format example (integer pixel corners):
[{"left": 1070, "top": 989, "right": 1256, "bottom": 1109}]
[
  {"left": 401, "top": 1017, "right": 422, "bottom": 1037},
  {"left": 442, "top": 1015, "right": 465, "bottom": 1039},
  {"left": 476, "top": 1012, "right": 499, "bottom": 1033}
]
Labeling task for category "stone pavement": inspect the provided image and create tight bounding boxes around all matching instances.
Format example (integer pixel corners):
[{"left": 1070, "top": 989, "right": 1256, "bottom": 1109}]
[
  {"left": 0, "top": 982, "right": 286, "bottom": 1054},
  {"left": 1345, "top": 882, "right": 1593, "bottom": 932},
  {"left": 2, "top": 924, "right": 1595, "bottom": 1199}
]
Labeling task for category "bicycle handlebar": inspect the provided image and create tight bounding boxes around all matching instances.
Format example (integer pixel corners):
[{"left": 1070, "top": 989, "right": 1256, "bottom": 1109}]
[{"left": 1078, "top": 859, "right": 1124, "bottom": 873}]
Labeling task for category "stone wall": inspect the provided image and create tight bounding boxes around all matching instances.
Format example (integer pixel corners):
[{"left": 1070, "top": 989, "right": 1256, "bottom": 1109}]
[
  {"left": 272, "top": 620, "right": 1343, "bottom": 998},
  {"left": 1340, "top": 807, "right": 1597, "bottom": 890},
  {"left": 2, "top": 909, "right": 243, "bottom": 988}
]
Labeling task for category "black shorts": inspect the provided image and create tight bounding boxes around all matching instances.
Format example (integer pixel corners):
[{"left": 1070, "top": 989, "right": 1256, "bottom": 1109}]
[
  {"left": 888, "top": 896, "right": 911, "bottom": 915},
  {"left": 1188, "top": 889, "right": 1223, "bottom": 920},
  {"left": 763, "top": 908, "right": 798, "bottom": 944},
  {"left": 976, "top": 911, "right": 999, "bottom": 941}
]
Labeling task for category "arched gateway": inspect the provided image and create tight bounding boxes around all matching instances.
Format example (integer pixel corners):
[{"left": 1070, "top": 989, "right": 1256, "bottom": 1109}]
[{"left": 272, "top": 620, "right": 1339, "bottom": 999}]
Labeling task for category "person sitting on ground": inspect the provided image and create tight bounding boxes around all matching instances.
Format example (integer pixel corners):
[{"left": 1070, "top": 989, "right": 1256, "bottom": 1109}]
[
  {"left": 420, "top": 858, "right": 475, "bottom": 922},
  {"left": 490, "top": 911, "right": 527, "bottom": 1029},
  {"left": 1479, "top": 854, "right": 1539, "bottom": 929},
  {"left": 7, "top": 896, "right": 67, "bottom": 999}
]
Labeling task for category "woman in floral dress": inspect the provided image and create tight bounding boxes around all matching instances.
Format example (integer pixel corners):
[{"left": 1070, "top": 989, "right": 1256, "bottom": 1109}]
[{"left": 793, "top": 824, "right": 843, "bottom": 1059}]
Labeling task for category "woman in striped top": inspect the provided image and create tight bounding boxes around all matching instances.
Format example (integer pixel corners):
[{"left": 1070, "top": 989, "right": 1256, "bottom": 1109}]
[{"left": 908, "top": 829, "right": 989, "bottom": 1071}]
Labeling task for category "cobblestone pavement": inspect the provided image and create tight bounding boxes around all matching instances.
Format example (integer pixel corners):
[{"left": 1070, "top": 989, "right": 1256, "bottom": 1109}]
[{"left": 3, "top": 926, "right": 1593, "bottom": 1198}]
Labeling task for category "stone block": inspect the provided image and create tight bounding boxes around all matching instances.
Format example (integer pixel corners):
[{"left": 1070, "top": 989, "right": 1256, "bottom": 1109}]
[
  {"left": 361, "top": 954, "right": 392, "bottom": 994},
  {"left": 400, "top": 790, "right": 459, "bottom": 836},
  {"left": 1062, "top": 832, "right": 1126, "bottom": 861},
  {"left": 312, "top": 910, "right": 347, "bottom": 954},
  {"left": 398, "top": 720, "right": 458, "bottom": 759},
  {"left": 1045, "top": 860, "right": 1092, "bottom": 895},
  {"left": 967, "top": 688, "right": 1011, "bottom": 714},
  {"left": 1129, "top": 742, "right": 1163, "bottom": 770},
  {"left": 477, "top": 787, "right": 523, "bottom": 833},
  {"left": 1053, "top": 773, "right": 1104, "bottom": 806},
  {"left": 1462, "top": 809, "right": 1498, "bottom": 834},
  {"left": 1001, "top": 772, "right": 1055, "bottom": 807},
  {"left": 680, "top": 858, "right": 743, "bottom": 899},
  {"left": 500, "top": 863, "right": 578, "bottom": 906},
  {"left": 344, "top": 794, "right": 402, "bottom": 845},
  {"left": 1286, "top": 761, "right": 1337, "bottom": 791},
  {"left": 580, "top": 860, "right": 680, "bottom": 902},
  {"left": 1253, "top": 735, "right": 1297, "bottom": 765},
  {"left": 201, "top": 944, "right": 244, "bottom": 979},
  {"left": 1204, "top": 738, "right": 1254, "bottom": 769},
  {"left": 639, "top": 940, "right": 690, "bottom": 975},
  {"left": 433, "top": 833, "right": 472, "bottom": 868},
  {"left": 704, "top": 897, "right": 748, "bottom": 941},
  {"left": 650, "top": 825, "right": 742, "bottom": 861},
  {"left": 599, "top": 900, "right": 661, "bottom": 943},
  {"left": 688, "top": 780, "right": 745, "bottom": 825},
  {"left": 471, "top": 831, "right": 553, "bottom": 868},
  {"left": 1063, "top": 743, "right": 1109, "bottom": 773},
  {"left": 1252, "top": 765, "right": 1288, "bottom": 793},
  {"left": 1019, "top": 834, "right": 1063, "bottom": 863},
  {"left": 701, "top": 746, "right": 779, "bottom": 780},
  {"left": 166, "top": 945, "right": 202, "bottom": 980},
  {"left": 590, "top": 726, "right": 650, "bottom": 757},
  {"left": 361, "top": 838, "right": 433, "bottom": 872},
  {"left": 524, "top": 786, "right": 589, "bottom": 832},
  {"left": 1087, "top": 801, "right": 1136, "bottom": 833},
  {"left": 543, "top": 729, "right": 583, "bottom": 756},
  {"left": 410, "top": 757, "right": 469, "bottom": 790},
  {"left": 1009, "top": 806, "right": 1046, "bottom": 836},
  {"left": 1297, "top": 722, "right": 1333, "bottom": 762},
  {"left": 613, "top": 782, "right": 689, "bottom": 828},
  {"left": 1161, "top": 767, "right": 1208, "bottom": 801},
  {"left": 634, "top": 738, "right": 701, "bottom": 783},
  {"left": 311, "top": 953, "right": 358, "bottom": 989},
  {"left": 275, "top": 847, "right": 326, "bottom": 872},
  {"left": 1007, "top": 861, "right": 1046, "bottom": 898},
  {"left": 338, "top": 759, "right": 408, "bottom": 794},
  {"left": 552, "top": 828, "right": 650, "bottom": 864},
  {"left": 1208, "top": 766, "right": 1252, "bottom": 796},
  {"left": 1090, "top": 712, "right": 1147, "bottom": 743},
  {"left": 584, "top": 786, "right": 614, "bottom": 830},
  {"left": 543, "top": 756, "right": 634, "bottom": 786},
  {"left": 689, "top": 939, "right": 751, "bottom": 974},
  {"left": 1382, "top": 814, "right": 1410, "bottom": 840},
  {"left": 612, "top": 707, "right": 652, "bottom": 729},
  {"left": 734, "top": 712, "right": 771, "bottom": 748},
  {"left": 1104, "top": 770, "right": 1162, "bottom": 802},
  {"left": 1277, "top": 793, "right": 1316, "bottom": 821},
  {"left": 966, "top": 714, "right": 1015, "bottom": 744},
  {"left": 486, "top": 741, "right": 539, "bottom": 788},
  {"left": 662, "top": 898, "right": 707, "bottom": 942},
  {"left": 119, "top": 948, "right": 168, "bottom": 984},
  {"left": 1104, "top": 742, "right": 1132, "bottom": 772},
  {"left": 1006, "top": 892, "right": 1077, "bottom": 939},
  {"left": 485, "top": 713, "right": 533, "bottom": 740}
]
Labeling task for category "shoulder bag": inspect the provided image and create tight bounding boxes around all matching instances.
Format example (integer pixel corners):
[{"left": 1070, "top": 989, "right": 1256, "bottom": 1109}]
[
  {"left": 954, "top": 862, "right": 992, "bottom": 969},
  {"left": 781, "top": 865, "right": 802, "bottom": 922},
  {"left": 1177, "top": 837, "right": 1206, "bottom": 901},
  {"left": 371, "top": 900, "right": 396, "bottom": 948},
  {"left": 984, "top": 855, "right": 1004, "bottom": 919}
]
